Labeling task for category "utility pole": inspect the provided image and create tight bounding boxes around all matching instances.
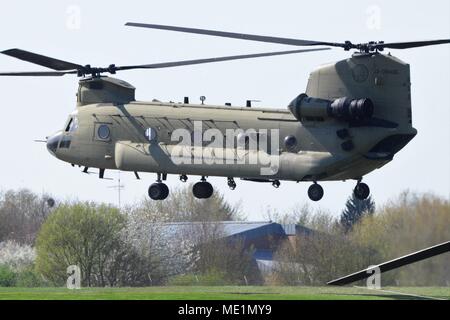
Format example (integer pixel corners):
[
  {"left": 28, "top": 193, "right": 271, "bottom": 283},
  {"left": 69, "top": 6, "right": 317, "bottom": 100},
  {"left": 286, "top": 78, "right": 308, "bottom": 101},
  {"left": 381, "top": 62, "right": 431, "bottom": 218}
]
[{"left": 108, "top": 170, "right": 125, "bottom": 208}]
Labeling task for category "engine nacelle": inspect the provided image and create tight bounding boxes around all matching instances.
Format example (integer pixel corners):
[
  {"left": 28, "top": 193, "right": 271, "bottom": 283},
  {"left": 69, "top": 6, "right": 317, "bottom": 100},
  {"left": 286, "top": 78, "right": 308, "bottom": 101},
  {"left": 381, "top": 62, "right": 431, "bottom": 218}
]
[{"left": 288, "top": 93, "right": 374, "bottom": 122}]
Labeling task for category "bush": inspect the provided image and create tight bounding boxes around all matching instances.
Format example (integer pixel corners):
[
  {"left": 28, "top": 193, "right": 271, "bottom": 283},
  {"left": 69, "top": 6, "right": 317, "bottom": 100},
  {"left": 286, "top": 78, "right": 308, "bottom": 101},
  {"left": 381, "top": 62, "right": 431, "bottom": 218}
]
[
  {"left": 15, "top": 267, "right": 48, "bottom": 287},
  {"left": 0, "top": 264, "right": 16, "bottom": 287},
  {"left": 0, "top": 241, "right": 35, "bottom": 271}
]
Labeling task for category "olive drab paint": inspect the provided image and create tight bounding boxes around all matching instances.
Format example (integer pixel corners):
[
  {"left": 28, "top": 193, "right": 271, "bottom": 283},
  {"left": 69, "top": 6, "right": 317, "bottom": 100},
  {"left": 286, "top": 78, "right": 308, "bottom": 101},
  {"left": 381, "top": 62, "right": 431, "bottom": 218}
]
[
  {"left": 48, "top": 53, "right": 416, "bottom": 186},
  {"left": 3, "top": 25, "right": 447, "bottom": 200}
]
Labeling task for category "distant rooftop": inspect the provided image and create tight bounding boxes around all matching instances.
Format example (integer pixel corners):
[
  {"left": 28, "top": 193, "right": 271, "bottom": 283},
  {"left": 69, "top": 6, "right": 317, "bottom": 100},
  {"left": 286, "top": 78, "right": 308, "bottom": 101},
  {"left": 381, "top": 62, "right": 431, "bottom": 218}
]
[{"left": 153, "top": 221, "right": 312, "bottom": 240}]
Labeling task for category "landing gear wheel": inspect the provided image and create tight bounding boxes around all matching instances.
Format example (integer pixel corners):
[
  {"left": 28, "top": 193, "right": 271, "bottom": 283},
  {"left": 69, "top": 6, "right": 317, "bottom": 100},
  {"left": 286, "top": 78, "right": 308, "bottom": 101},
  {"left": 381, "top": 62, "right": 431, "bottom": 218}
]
[
  {"left": 148, "top": 182, "right": 169, "bottom": 200},
  {"left": 159, "top": 183, "right": 169, "bottom": 200},
  {"left": 308, "top": 183, "right": 324, "bottom": 201},
  {"left": 354, "top": 182, "right": 370, "bottom": 200},
  {"left": 193, "top": 181, "right": 213, "bottom": 199}
]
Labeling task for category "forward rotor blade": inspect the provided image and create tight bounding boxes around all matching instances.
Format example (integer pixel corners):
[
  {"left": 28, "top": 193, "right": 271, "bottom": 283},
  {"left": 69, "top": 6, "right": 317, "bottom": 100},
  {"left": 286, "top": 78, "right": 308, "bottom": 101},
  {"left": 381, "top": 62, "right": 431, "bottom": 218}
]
[
  {"left": 380, "top": 39, "right": 450, "bottom": 49},
  {"left": 1, "top": 49, "right": 83, "bottom": 71},
  {"left": 115, "top": 48, "right": 330, "bottom": 71},
  {"left": 0, "top": 70, "right": 77, "bottom": 76},
  {"left": 126, "top": 22, "right": 341, "bottom": 48},
  {"left": 126, "top": 23, "right": 450, "bottom": 52}
]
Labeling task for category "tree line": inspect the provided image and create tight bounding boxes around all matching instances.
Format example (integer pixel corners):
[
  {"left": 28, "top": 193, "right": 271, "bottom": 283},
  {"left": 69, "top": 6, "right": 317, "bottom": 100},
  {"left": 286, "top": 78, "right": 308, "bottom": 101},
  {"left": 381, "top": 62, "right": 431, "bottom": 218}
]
[
  {"left": 270, "top": 192, "right": 449, "bottom": 286},
  {"left": 0, "top": 187, "right": 449, "bottom": 287},
  {"left": 0, "top": 187, "right": 257, "bottom": 286}
]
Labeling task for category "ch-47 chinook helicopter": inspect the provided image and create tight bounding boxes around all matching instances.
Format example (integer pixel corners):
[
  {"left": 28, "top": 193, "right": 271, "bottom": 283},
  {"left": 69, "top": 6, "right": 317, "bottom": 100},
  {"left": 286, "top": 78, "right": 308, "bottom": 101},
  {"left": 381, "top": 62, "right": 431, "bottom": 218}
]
[{"left": 1, "top": 23, "right": 449, "bottom": 202}]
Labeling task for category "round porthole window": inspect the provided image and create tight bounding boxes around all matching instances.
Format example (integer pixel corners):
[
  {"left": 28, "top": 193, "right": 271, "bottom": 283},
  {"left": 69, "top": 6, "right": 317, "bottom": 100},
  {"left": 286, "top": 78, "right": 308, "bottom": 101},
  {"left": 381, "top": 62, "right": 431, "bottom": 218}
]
[
  {"left": 145, "top": 128, "right": 157, "bottom": 142},
  {"left": 98, "top": 125, "right": 110, "bottom": 140},
  {"left": 284, "top": 135, "right": 297, "bottom": 151}
]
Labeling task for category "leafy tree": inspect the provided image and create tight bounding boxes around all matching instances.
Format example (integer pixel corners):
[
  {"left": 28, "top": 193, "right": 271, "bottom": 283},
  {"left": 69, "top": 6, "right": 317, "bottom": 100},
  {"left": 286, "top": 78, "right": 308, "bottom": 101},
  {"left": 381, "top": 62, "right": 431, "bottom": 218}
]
[
  {"left": 0, "top": 189, "right": 54, "bottom": 244},
  {"left": 189, "top": 223, "right": 261, "bottom": 284},
  {"left": 123, "top": 209, "right": 196, "bottom": 285},
  {"left": 273, "top": 210, "right": 379, "bottom": 285},
  {"left": 352, "top": 192, "right": 450, "bottom": 286},
  {"left": 0, "top": 240, "right": 35, "bottom": 271},
  {"left": 340, "top": 194, "right": 375, "bottom": 232},
  {"left": 35, "top": 202, "right": 126, "bottom": 286},
  {"left": 123, "top": 188, "right": 256, "bottom": 284},
  {"left": 273, "top": 192, "right": 449, "bottom": 286},
  {"left": 35, "top": 201, "right": 184, "bottom": 287}
]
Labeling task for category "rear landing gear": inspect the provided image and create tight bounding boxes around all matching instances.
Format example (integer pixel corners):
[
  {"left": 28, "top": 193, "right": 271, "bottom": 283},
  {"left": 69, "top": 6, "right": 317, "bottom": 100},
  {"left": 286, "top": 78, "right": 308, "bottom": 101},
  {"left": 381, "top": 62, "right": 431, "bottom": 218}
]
[
  {"left": 308, "top": 183, "right": 324, "bottom": 201},
  {"left": 353, "top": 182, "right": 370, "bottom": 200},
  {"left": 148, "top": 173, "right": 169, "bottom": 200},
  {"left": 193, "top": 177, "right": 213, "bottom": 199}
]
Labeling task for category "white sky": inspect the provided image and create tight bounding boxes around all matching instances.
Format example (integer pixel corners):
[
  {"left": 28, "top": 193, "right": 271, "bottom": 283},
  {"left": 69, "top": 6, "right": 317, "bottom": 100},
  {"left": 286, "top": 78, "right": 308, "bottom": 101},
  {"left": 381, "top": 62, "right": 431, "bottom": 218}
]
[{"left": 0, "top": 0, "right": 449, "bottom": 220}]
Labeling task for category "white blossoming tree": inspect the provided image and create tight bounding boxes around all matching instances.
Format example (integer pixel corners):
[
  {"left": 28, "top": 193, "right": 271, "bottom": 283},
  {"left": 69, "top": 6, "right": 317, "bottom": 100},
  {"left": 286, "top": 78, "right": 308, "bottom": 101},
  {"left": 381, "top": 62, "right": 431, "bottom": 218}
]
[{"left": 0, "top": 240, "right": 36, "bottom": 271}]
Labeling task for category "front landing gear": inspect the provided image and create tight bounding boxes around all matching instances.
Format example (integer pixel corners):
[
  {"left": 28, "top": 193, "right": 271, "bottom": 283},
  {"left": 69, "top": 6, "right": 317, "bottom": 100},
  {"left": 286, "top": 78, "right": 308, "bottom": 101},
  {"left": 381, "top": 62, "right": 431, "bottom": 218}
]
[
  {"left": 353, "top": 182, "right": 370, "bottom": 200},
  {"left": 148, "top": 182, "right": 169, "bottom": 200},
  {"left": 308, "top": 183, "right": 324, "bottom": 201},
  {"left": 148, "top": 173, "right": 169, "bottom": 200},
  {"left": 193, "top": 177, "right": 213, "bottom": 199}
]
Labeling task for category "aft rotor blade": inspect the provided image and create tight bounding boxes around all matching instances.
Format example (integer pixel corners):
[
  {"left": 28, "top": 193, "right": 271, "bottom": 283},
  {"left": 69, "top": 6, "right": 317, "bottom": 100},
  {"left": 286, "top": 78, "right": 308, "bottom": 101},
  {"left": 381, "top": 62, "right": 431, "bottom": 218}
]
[
  {"left": 115, "top": 48, "right": 330, "bottom": 71},
  {"left": 380, "top": 39, "right": 450, "bottom": 49},
  {"left": 1, "top": 49, "right": 83, "bottom": 71},
  {"left": 0, "top": 70, "right": 77, "bottom": 76},
  {"left": 125, "top": 22, "right": 342, "bottom": 48}
]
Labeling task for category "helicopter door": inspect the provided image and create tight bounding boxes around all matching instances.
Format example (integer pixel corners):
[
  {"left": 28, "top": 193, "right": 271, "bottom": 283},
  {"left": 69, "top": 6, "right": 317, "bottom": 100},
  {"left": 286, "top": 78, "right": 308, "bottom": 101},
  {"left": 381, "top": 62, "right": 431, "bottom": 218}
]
[{"left": 92, "top": 122, "right": 115, "bottom": 162}]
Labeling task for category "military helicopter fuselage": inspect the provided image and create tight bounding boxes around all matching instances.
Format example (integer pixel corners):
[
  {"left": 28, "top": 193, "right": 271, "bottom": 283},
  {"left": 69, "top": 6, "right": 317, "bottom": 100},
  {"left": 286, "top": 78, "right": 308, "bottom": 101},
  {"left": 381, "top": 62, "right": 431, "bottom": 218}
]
[
  {"left": 4, "top": 23, "right": 446, "bottom": 201},
  {"left": 47, "top": 52, "right": 416, "bottom": 196}
]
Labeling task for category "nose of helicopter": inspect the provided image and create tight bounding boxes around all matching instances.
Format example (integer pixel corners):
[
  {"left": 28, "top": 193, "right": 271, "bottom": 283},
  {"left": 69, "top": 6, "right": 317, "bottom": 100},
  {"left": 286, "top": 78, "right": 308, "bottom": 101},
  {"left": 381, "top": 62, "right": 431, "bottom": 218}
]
[{"left": 46, "top": 131, "right": 62, "bottom": 156}]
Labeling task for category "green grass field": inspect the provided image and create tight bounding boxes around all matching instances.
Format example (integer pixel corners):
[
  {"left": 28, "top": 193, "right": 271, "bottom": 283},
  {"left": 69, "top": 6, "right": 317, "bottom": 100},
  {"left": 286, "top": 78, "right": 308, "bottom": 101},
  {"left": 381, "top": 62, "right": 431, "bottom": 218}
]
[{"left": 0, "top": 286, "right": 448, "bottom": 300}]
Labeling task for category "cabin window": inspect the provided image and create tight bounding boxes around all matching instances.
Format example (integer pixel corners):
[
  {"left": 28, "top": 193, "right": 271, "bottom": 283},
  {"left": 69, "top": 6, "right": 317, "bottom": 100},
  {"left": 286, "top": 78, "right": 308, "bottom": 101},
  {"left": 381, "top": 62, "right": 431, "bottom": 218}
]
[
  {"left": 145, "top": 128, "right": 158, "bottom": 142},
  {"left": 59, "top": 136, "right": 72, "bottom": 149},
  {"left": 284, "top": 135, "right": 298, "bottom": 152},
  {"left": 97, "top": 124, "right": 110, "bottom": 140}
]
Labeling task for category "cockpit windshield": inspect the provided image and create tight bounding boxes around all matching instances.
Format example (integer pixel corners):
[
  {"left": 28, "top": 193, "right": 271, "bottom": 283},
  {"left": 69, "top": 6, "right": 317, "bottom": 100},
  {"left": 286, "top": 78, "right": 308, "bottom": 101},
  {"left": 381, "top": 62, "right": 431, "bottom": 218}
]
[{"left": 65, "top": 116, "right": 79, "bottom": 132}]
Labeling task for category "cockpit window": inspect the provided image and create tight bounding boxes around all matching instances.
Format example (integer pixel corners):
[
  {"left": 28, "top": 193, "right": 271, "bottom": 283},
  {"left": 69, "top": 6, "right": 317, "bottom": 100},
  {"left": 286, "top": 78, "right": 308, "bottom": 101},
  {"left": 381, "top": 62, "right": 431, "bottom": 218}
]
[
  {"left": 65, "top": 117, "right": 78, "bottom": 132},
  {"left": 65, "top": 118, "right": 72, "bottom": 132}
]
